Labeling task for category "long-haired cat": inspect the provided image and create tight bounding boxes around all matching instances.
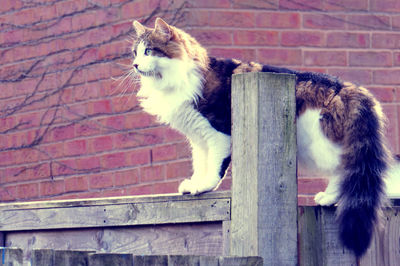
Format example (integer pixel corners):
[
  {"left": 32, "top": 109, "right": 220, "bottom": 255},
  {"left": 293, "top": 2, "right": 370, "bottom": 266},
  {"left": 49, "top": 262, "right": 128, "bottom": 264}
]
[{"left": 131, "top": 18, "right": 393, "bottom": 257}]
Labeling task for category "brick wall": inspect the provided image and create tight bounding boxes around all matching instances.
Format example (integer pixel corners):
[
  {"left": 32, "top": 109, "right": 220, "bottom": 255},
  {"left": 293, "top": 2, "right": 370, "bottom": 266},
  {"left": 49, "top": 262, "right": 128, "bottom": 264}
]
[{"left": 1, "top": 0, "right": 399, "bottom": 205}]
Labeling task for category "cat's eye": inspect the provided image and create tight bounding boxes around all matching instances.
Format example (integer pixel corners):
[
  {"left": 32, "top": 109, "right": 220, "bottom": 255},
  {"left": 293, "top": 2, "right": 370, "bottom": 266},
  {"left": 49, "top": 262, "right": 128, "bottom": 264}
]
[
  {"left": 144, "top": 48, "right": 152, "bottom": 56},
  {"left": 133, "top": 50, "right": 137, "bottom": 56}
]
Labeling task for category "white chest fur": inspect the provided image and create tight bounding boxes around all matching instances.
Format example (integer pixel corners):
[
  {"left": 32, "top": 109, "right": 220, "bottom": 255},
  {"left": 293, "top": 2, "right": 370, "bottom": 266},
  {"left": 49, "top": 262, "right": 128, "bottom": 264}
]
[{"left": 136, "top": 58, "right": 203, "bottom": 126}]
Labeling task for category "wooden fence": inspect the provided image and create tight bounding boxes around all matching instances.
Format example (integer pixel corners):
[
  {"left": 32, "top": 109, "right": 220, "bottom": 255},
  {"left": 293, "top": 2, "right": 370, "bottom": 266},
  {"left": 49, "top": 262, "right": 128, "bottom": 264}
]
[{"left": 0, "top": 73, "right": 399, "bottom": 265}]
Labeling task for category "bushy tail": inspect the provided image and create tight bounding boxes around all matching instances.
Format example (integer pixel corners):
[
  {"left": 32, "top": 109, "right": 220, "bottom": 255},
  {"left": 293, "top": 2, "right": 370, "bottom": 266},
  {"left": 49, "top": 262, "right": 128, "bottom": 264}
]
[{"left": 337, "top": 100, "right": 388, "bottom": 257}]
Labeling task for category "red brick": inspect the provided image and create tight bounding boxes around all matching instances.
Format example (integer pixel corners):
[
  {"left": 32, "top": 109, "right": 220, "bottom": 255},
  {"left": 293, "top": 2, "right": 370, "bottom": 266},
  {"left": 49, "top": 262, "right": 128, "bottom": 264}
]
[
  {"left": 304, "top": 51, "right": 346, "bottom": 66},
  {"left": 14, "top": 149, "right": 39, "bottom": 164},
  {"left": 125, "top": 112, "right": 157, "bottom": 130},
  {"left": 127, "top": 184, "right": 153, "bottom": 196},
  {"left": 111, "top": 95, "right": 139, "bottom": 113},
  {"left": 40, "top": 180, "right": 65, "bottom": 196},
  {"left": 53, "top": 159, "right": 77, "bottom": 176},
  {"left": 368, "top": 87, "right": 396, "bottom": 103},
  {"left": 121, "top": 0, "right": 153, "bottom": 20},
  {"left": 51, "top": 125, "right": 75, "bottom": 141},
  {"left": 153, "top": 181, "right": 179, "bottom": 194},
  {"left": 233, "top": 30, "right": 279, "bottom": 46},
  {"left": 140, "top": 165, "right": 165, "bottom": 182},
  {"left": 346, "top": 14, "right": 391, "bottom": 30},
  {"left": 41, "top": 143, "right": 64, "bottom": 159},
  {"left": 114, "top": 169, "right": 139, "bottom": 186},
  {"left": 298, "top": 178, "right": 327, "bottom": 194},
  {"left": 164, "top": 128, "right": 185, "bottom": 142},
  {"left": 64, "top": 139, "right": 87, "bottom": 156},
  {"left": 17, "top": 183, "right": 39, "bottom": 199},
  {"left": 101, "top": 188, "right": 127, "bottom": 197},
  {"left": 97, "top": 40, "right": 127, "bottom": 60},
  {"left": 0, "top": 82, "right": 14, "bottom": 99},
  {"left": 104, "top": 115, "right": 125, "bottom": 130},
  {"left": 208, "top": 11, "right": 255, "bottom": 27},
  {"left": 258, "top": 48, "right": 302, "bottom": 66},
  {"left": 152, "top": 144, "right": 177, "bottom": 162},
  {"left": 179, "top": 10, "right": 210, "bottom": 27},
  {"left": 328, "top": 69, "right": 371, "bottom": 85},
  {"left": 256, "top": 12, "right": 300, "bottom": 29},
  {"left": 71, "top": 11, "right": 101, "bottom": 31},
  {"left": 88, "top": 99, "right": 112, "bottom": 114},
  {"left": 0, "top": 185, "right": 17, "bottom": 201},
  {"left": 370, "top": 0, "right": 400, "bottom": 12},
  {"left": 89, "top": 136, "right": 113, "bottom": 153},
  {"left": 216, "top": 176, "right": 232, "bottom": 191},
  {"left": 349, "top": 51, "right": 392, "bottom": 67},
  {"left": 323, "top": 0, "right": 368, "bottom": 11},
  {"left": 232, "top": 0, "right": 277, "bottom": 9},
  {"left": 65, "top": 176, "right": 89, "bottom": 192},
  {"left": 281, "top": 31, "right": 325, "bottom": 47},
  {"left": 326, "top": 32, "right": 369, "bottom": 48},
  {"left": 113, "top": 132, "right": 141, "bottom": 149},
  {"left": 134, "top": 127, "right": 165, "bottom": 147},
  {"left": 76, "top": 156, "right": 101, "bottom": 171},
  {"left": 101, "top": 152, "right": 126, "bottom": 169},
  {"left": 392, "top": 16, "right": 400, "bottom": 31},
  {"left": 75, "top": 121, "right": 102, "bottom": 137},
  {"left": 373, "top": 70, "right": 400, "bottom": 85},
  {"left": 189, "top": 30, "right": 232, "bottom": 46},
  {"left": 0, "top": 0, "right": 22, "bottom": 13},
  {"left": 279, "top": 0, "right": 323, "bottom": 10},
  {"left": 189, "top": 0, "right": 230, "bottom": 8},
  {"left": 86, "top": 63, "right": 111, "bottom": 82},
  {"left": 56, "top": 0, "right": 88, "bottom": 16},
  {"left": 166, "top": 160, "right": 192, "bottom": 179},
  {"left": 372, "top": 33, "right": 400, "bottom": 48},
  {"left": 30, "top": 163, "right": 51, "bottom": 180},
  {"left": 303, "top": 14, "right": 346, "bottom": 30},
  {"left": 209, "top": 48, "right": 256, "bottom": 62},
  {"left": 128, "top": 148, "right": 151, "bottom": 166},
  {"left": 395, "top": 52, "right": 400, "bottom": 66},
  {"left": 89, "top": 173, "right": 113, "bottom": 189}
]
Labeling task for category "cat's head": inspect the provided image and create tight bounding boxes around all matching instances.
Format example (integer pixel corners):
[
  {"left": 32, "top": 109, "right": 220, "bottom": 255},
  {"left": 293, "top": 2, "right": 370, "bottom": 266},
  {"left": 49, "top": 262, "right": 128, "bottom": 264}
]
[{"left": 131, "top": 18, "right": 208, "bottom": 82}]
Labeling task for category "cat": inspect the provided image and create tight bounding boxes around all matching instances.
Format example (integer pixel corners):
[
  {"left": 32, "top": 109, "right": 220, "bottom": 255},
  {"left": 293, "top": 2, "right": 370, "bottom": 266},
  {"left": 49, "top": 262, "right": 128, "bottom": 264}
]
[{"left": 131, "top": 18, "right": 393, "bottom": 257}]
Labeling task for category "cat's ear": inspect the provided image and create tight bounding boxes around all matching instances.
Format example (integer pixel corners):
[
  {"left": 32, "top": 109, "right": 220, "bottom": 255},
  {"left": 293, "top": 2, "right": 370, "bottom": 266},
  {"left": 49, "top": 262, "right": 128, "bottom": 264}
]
[
  {"left": 154, "top": 18, "right": 172, "bottom": 40},
  {"left": 133, "top": 20, "right": 146, "bottom": 36}
]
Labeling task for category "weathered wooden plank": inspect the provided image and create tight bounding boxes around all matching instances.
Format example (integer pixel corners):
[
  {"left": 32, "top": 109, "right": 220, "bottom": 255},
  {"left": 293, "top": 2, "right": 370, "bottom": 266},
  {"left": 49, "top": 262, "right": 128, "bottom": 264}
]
[
  {"left": 222, "top": 221, "right": 231, "bottom": 256},
  {"left": 219, "top": 257, "right": 263, "bottom": 266},
  {"left": 0, "top": 248, "right": 23, "bottom": 266},
  {"left": 0, "top": 232, "right": 5, "bottom": 247},
  {"left": 89, "top": 253, "right": 133, "bottom": 266},
  {"left": 0, "top": 191, "right": 230, "bottom": 210},
  {"left": 231, "top": 72, "right": 297, "bottom": 265},
  {"left": 0, "top": 196, "right": 230, "bottom": 231},
  {"left": 299, "top": 206, "right": 400, "bottom": 266},
  {"left": 6, "top": 223, "right": 223, "bottom": 262},
  {"left": 383, "top": 208, "right": 400, "bottom": 265},
  {"left": 299, "top": 206, "right": 357, "bottom": 266}
]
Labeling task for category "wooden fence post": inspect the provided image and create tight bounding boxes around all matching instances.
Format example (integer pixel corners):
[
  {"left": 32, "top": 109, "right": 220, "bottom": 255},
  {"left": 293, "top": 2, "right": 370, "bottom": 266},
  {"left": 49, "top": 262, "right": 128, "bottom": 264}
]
[{"left": 231, "top": 72, "right": 297, "bottom": 265}]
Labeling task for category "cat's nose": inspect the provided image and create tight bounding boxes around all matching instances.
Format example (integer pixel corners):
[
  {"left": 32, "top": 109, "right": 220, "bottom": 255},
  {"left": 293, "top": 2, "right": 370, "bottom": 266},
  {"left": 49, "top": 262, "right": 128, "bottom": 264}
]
[{"left": 133, "top": 64, "right": 138, "bottom": 69}]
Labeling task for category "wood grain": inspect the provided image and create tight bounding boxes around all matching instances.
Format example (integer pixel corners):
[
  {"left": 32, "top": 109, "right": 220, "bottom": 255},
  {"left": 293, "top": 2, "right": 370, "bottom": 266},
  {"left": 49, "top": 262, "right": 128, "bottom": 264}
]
[
  {"left": 231, "top": 72, "right": 297, "bottom": 265},
  {"left": 0, "top": 192, "right": 231, "bottom": 231},
  {"left": 7, "top": 223, "right": 223, "bottom": 263}
]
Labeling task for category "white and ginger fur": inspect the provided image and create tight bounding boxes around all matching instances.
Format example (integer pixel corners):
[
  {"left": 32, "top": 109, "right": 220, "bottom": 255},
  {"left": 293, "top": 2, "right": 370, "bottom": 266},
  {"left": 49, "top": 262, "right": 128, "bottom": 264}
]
[
  {"left": 133, "top": 18, "right": 230, "bottom": 194},
  {"left": 131, "top": 18, "right": 400, "bottom": 202}
]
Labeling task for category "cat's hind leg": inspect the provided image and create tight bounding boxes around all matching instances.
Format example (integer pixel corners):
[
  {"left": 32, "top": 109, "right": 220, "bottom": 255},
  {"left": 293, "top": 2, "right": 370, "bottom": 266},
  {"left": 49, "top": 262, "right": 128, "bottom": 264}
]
[{"left": 314, "top": 175, "right": 340, "bottom": 206}]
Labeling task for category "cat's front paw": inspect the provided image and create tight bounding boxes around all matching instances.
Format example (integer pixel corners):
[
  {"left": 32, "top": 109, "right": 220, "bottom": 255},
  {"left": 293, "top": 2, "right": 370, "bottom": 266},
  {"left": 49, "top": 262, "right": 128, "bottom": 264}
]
[
  {"left": 314, "top": 191, "right": 338, "bottom": 206},
  {"left": 178, "top": 179, "right": 199, "bottom": 195},
  {"left": 178, "top": 178, "right": 219, "bottom": 195}
]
